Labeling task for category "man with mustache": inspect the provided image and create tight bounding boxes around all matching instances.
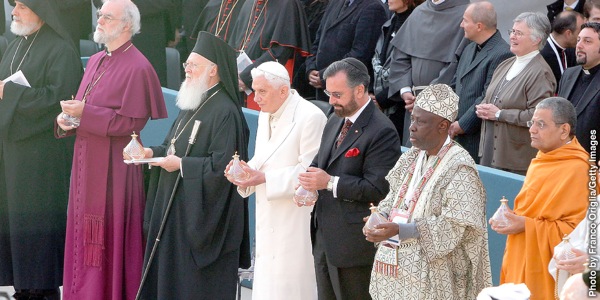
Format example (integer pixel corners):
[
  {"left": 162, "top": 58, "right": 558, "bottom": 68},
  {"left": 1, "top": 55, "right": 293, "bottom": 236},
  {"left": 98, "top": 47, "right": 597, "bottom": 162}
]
[
  {"left": 298, "top": 58, "right": 400, "bottom": 300},
  {"left": 365, "top": 84, "right": 491, "bottom": 299},
  {"left": 57, "top": 0, "right": 167, "bottom": 299},
  {"left": 0, "top": 1, "right": 82, "bottom": 299},
  {"left": 138, "top": 31, "right": 250, "bottom": 300},
  {"left": 557, "top": 21, "right": 600, "bottom": 154}
]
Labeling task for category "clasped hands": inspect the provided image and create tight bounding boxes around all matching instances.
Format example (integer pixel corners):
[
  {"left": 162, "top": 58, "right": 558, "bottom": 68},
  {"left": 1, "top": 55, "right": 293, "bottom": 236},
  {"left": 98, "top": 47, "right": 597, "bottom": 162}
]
[
  {"left": 56, "top": 100, "right": 84, "bottom": 131},
  {"left": 475, "top": 103, "right": 500, "bottom": 121},
  {"left": 364, "top": 221, "right": 399, "bottom": 243},
  {"left": 554, "top": 248, "right": 588, "bottom": 274},
  {"left": 489, "top": 207, "right": 526, "bottom": 235},
  {"left": 224, "top": 159, "right": 266, "bottom": 189}
]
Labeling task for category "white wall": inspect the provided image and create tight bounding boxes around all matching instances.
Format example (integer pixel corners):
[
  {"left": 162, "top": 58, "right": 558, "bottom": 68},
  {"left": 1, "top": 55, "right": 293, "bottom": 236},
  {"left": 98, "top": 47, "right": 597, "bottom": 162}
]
[{"left": 489, "top": 0, "right": 550, "bottom": 41}]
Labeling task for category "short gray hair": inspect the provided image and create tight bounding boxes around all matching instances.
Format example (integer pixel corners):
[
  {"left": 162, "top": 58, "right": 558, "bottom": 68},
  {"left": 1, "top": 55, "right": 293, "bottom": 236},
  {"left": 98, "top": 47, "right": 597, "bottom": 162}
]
[
  {"left": 104, "top": 0, "right": 141, "bottom": 36},
  {"left": 251, "top": 61, "right": 290, "bottom": 89},
  {"left": 514, "top": 12, "right": 551, "bottom": 50},
  {"left": 536, "top": 97, "right": 577, "bottom": 137},
  {"left": 469, "top": 1, "right": 497, "bottom": 29}
]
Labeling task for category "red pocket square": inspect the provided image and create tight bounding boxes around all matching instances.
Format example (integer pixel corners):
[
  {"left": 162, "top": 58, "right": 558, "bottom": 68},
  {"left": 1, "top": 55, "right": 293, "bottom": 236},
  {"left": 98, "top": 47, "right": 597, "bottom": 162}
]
[{"left": 345, "top": 148, "right": 360, "bottom": 157}]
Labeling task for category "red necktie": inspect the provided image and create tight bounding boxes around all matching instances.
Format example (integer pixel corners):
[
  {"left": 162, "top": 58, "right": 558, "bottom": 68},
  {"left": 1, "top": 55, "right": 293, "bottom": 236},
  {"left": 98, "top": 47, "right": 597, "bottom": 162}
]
[{"left": 336, "top": 119, "right": 353, "bottom": 148}]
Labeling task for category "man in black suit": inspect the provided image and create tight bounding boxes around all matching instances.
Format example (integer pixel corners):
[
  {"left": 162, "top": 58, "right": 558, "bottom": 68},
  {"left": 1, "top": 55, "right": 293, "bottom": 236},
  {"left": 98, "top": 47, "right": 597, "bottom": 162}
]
[
  {"left": 450, "top": 1, "right": 512, "bottom": 163},
  {"left": 541, "top": 10, "right": 584, "bottom": 87},
  {"left": 298, "top": 58, "right": 401, "bottom": 300},
  {"left": 558, "top": 22, "right": 600, "bottom": 153},
  {"left": 547, "top": 0, "right": 586, "bottom": 24},
  {"left": 305, "top": 0, "right": 386, "bottom": 101}
]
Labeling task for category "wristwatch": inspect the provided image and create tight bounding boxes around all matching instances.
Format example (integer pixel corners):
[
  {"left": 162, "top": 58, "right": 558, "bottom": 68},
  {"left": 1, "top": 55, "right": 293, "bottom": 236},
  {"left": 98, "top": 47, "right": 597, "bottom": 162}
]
[
  {"left": 327, "top": 176, "right": 335, "bottom": 191},
  {"left": 495, "top": 110, "right": 501, "bottom": 120}
]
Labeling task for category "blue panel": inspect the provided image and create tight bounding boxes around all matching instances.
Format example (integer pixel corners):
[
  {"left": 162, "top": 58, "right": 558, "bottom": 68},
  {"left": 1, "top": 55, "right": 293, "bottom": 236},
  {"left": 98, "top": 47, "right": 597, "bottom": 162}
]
[
  {"left": 147, "top": 90, "right": 526, "bottom": 288},
  {"left": 140, "top": 88, "right": 180, "bottom": 147},
  {"left": 477, "top": 165, "right": 524, "bottom": 285},
  {"left": 81, "top": 57, "right": 89, "bottom": 68}
]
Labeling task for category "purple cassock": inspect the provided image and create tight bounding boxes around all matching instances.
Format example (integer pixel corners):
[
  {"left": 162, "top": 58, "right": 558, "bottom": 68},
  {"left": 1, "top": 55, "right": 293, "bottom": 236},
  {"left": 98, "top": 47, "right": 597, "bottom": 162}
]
[{"left": 58, "top": 40, "right": 167, "bottom": 300}]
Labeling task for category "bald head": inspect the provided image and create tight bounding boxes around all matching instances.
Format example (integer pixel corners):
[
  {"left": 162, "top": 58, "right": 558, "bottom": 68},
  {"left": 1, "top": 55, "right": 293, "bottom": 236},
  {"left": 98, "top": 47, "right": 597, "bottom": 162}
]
[
  {"left": 468, "top": 1, "right": 497, "bottom": 29},
  {"left": 461, "top": 1, "right": 498, "bottom": 44}
]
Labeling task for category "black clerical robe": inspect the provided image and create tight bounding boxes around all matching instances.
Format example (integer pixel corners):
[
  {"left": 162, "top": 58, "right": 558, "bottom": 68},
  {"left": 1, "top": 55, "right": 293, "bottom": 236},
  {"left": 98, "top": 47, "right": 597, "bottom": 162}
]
[
  {"left": 0, "top": 24, "right": 82, "bottom": 289},
  {"left": 191, "top": 0, "right": 247, "bottom": 43},
  {"left": 227, "top": 0, "right": 311, "bottom": 87},
  {"left": 141, "top": 84, "right": 249, "bottom": 299}
]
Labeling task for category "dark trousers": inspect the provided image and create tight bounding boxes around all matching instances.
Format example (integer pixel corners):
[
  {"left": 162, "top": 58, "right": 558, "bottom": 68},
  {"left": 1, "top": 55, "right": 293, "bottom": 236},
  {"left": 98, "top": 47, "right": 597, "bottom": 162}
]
[
  {"left": 13, "top": 289, "right": 59, "bottom": 300},
  {"left": 313, "top": 229, "right": 372, "bottom": 300}
]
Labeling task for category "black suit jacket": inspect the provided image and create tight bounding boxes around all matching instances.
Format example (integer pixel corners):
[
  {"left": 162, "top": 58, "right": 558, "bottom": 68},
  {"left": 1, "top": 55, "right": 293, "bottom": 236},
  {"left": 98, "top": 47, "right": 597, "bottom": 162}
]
[
  {"left": 547, "top": 0, "right": 586, "bottom": 24},
  {"left": 452, "top": 30, "right": 512, "bottom": 161},
  {"left": 305, "top": 0, "right": 386, "bottom": 100},
  {"left": 558, "top": 66, "right": 600, "bottom": 152},
  {"left": 310, "top": 101, "right": 401, "bottom": 268},
  {"left": 540, "top": 38, "right": 576, "bottom": 88}
]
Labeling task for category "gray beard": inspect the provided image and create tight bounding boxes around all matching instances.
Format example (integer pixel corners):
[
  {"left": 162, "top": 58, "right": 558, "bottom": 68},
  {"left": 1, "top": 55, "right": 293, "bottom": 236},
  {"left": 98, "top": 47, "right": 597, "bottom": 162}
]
[
  {"left": 176, "top": 73, "right": 210, "bottom": 110},
  {"left": 10, "top": 20, "right": 40, "bottom": 36},
  {"left": 93, "top": 23, "right": 124, "bottom": 45}
]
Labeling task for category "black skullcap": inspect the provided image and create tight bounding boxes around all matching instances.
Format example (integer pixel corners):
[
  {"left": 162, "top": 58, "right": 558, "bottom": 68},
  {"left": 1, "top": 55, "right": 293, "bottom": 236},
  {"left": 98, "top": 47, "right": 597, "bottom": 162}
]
[{"left": 341, "top": 57, "right": 368, "bottom": 75}]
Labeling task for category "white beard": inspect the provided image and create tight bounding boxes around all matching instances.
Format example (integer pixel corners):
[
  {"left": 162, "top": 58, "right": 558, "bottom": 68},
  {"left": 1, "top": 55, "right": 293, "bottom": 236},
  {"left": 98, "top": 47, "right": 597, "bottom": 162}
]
[
  {"left": 93, "top": 23, "right": 124, "bottom": 45},
  {"left": 10, "top": 18, "right": 41, "bottom": 36},
  {"left": 176, "top": 69, "right": 211, "bottom": 110}
]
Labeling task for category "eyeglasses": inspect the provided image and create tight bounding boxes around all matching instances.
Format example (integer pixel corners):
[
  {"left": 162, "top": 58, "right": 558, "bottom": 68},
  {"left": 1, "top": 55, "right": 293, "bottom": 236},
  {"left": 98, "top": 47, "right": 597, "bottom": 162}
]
[
  {"left": 96, "top": 11, "right": 124, "bottom": 24},
  {"left": 324, "top": 90, "right": 343, "bottom": 99},
  {"left": 507, "top": 29, "right": 525, "bottom": 38},
  {"left": 182, "top": 62, "right": 214, "bottom": 70},
  {"left": 526, "top": 120, "right": 565, "bottom": 129}
]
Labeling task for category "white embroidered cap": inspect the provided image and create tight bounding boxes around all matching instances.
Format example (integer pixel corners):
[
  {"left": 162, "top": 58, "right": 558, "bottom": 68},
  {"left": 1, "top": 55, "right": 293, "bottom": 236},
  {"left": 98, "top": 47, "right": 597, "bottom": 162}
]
[{"left": 414, "top": 84, "right": 459, "bottom": 121}]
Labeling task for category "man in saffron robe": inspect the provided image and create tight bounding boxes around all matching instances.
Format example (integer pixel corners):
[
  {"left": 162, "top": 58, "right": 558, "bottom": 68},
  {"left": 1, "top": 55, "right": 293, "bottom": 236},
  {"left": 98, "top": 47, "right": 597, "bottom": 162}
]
[
  {"left": 56, "top": 0, "right": 168, "bottom": 299},
  {"left": 0, "top": 1, "right": 82, "bottom": 299},
  {"left": 139, "top": 31, "right": 250, "bottom": 300},
  {"left": 366, "top": 84, "right": 491, "bottom": 299},
  {"left": 491, "top": 97, "right": 589, "bottom": 300}
]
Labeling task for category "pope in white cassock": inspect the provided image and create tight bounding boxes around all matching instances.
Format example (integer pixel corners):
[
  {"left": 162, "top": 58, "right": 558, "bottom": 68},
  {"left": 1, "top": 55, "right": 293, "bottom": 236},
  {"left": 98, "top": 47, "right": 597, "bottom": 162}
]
[{"left": 226, "top": 61, "right": 327, "bottom": 300}]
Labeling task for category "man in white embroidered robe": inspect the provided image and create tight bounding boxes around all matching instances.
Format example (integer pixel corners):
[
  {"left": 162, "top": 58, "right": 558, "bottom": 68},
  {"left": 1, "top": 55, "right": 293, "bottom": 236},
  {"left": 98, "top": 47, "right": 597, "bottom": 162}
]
[{"left": 365, "top": 84, "right": 492, "bottom": 300}]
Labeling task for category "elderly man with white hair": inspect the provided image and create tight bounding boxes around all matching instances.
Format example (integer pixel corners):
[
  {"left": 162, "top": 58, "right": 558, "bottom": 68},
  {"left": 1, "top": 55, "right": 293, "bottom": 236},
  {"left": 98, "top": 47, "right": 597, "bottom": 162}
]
[{"left": 227, "top": 61, "right": 327, "bottom": 300}]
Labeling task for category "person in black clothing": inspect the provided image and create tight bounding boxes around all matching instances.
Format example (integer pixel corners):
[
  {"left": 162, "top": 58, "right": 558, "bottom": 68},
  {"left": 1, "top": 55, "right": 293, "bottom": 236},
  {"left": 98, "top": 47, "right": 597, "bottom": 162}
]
[{"left": 370, "top": 0, "right": 423, "bottom": 140}]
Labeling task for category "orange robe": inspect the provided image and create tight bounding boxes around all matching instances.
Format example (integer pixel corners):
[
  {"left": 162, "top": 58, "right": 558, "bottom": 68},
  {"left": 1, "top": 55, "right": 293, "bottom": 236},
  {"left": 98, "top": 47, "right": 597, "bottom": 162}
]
[{"left": 500, "top": 138, "right": 591, "bottom": 300}]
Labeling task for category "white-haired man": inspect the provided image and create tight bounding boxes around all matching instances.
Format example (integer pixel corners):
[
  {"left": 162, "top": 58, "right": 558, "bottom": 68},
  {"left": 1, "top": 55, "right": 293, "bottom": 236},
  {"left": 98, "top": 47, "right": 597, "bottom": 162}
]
[
  {"left": 227, "top": 61, "right": 326, "bottom": 300},
  {"left": 0, "top": 1, "right": 82, "bottom": 299},
  {"left": 57, "top": 0, "right": 167, "bottom": 299}
]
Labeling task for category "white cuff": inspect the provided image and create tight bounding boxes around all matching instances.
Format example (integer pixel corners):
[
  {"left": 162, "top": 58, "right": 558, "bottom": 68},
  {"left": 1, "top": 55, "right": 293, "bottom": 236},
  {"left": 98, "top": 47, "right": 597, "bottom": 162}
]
[{"left": 332, "top": 176, "right": 340, "bottom": 198}]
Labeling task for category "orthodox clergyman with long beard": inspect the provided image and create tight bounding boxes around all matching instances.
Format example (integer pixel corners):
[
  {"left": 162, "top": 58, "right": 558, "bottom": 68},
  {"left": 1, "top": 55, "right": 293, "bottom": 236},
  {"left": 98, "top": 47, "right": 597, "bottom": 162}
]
[
  {"left": 138, "top": 31, "right": 251, "bottom": 300},
  {"left": 0, "top": 1, "right": 82, "bottom": 299}
]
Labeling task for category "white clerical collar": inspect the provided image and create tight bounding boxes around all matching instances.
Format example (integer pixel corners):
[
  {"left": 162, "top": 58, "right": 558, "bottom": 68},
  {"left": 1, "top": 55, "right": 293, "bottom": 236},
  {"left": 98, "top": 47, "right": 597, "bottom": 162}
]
[
  {"left": 431, "top": 0, "right": 446, "bottom": 4},
  {"left": 583, "top": 69, "right": 591, "bottom": 75},
  {"left": 346, "top": 98, "right": 370, "bottom": 124}
]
